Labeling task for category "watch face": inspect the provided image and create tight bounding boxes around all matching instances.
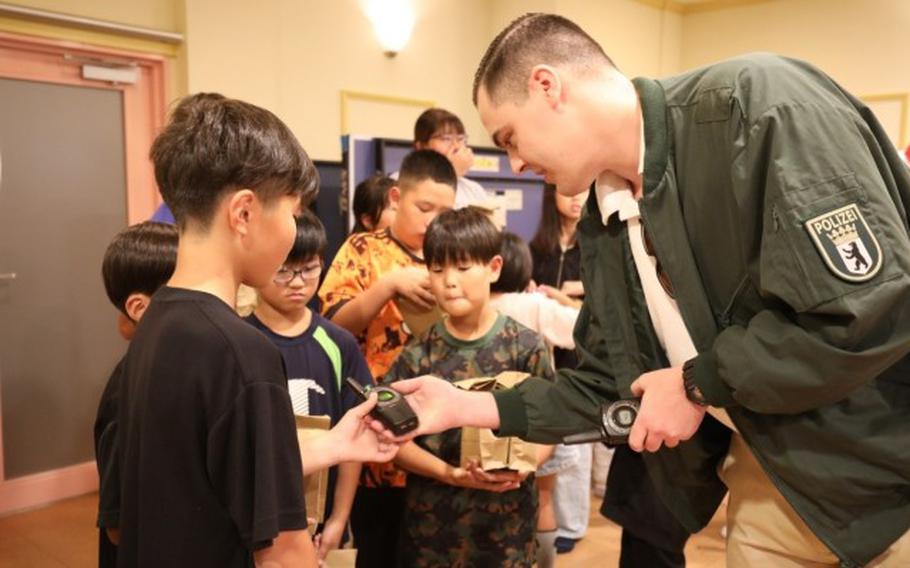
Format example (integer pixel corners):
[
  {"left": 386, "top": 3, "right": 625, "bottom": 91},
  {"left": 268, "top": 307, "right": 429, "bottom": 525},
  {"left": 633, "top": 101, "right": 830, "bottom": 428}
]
[
  {"left": 604, "top": 399, "right": 639, "bottom": 435},
  {"left": 613, "top": 406, "right": 635, "bottom": 428}
]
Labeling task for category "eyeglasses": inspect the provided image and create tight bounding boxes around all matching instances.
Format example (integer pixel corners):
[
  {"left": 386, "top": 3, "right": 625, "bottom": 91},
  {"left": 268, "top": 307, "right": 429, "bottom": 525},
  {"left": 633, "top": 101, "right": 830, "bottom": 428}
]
[
  {"left": 274, "top": 264, "right": 322, "bottom": 285},
  {"left": 430, "top": 134, "right": 468, "bottom": 147},
  {"left": 640, "top": 225, "right": 675, "bottom": 299}
]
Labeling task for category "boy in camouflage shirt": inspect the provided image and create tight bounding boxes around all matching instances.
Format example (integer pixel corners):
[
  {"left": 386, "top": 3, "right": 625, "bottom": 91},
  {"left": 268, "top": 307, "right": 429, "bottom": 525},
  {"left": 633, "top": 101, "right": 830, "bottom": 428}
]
[{"left": 384, "top": 207, "right": 553, "bottom": 567}]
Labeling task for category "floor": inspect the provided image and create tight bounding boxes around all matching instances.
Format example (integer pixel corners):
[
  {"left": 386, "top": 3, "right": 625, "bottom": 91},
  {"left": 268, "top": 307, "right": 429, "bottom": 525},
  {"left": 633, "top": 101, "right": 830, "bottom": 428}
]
[{"left": 0, "top": 492, "right": 727, "bottom": 567}]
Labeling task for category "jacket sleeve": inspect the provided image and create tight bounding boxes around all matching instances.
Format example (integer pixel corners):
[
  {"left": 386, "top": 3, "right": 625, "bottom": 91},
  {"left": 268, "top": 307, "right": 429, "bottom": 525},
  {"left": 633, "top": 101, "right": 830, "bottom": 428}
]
[
  {"left": 494, "top": 296, "right": 621, "bottom": 443},
  {"left": 692, "top": 100, "right": 910, "bottom": 414}
]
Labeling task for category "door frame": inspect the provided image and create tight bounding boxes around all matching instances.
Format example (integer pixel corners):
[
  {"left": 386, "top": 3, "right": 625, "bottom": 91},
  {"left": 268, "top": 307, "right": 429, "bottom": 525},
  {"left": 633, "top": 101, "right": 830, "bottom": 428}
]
[{"left": 0, "top": 30, "right": 166, "bottom": 515}]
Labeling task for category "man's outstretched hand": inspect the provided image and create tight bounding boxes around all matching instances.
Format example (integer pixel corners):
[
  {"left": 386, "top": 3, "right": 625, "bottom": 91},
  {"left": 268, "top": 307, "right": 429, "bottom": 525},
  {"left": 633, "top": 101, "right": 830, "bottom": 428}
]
[{"left": 383, "top": 376, "right": 501, "bottom": 440}]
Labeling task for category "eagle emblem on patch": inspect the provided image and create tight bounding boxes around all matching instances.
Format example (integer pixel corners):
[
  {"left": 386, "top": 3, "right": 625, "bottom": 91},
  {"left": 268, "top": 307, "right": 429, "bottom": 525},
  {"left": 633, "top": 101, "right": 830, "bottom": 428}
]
[{"left": 804, "top": 203, "right": 882, "bottom": 282}]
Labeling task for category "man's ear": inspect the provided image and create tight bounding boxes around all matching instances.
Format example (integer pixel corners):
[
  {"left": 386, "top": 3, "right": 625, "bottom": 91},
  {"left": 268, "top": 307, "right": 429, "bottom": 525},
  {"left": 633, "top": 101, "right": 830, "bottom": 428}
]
[
  {"left": 227, "top": 189, "right": 257, "bottom": 235},
  {"left": 124, "top": 292, "right": 152, "bottom": 323},
  {"left": 528, "top": 64, "right": 563, "bottom": 108},
  {"left": 488, "top": 254, "right": 503, "bottom": 283}
]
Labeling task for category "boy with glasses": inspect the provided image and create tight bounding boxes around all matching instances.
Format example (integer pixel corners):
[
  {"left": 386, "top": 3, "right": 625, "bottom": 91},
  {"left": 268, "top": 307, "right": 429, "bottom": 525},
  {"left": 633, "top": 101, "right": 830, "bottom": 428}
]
[{"left": 246, "top": 210, "right": 373, "bottom": 564}]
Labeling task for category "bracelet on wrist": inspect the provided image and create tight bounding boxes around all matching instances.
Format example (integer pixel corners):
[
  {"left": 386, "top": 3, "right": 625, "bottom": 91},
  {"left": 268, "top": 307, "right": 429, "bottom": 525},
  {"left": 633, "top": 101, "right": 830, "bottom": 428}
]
[{"left": 682, "top": 358, "right": 708, "bottom": 407}]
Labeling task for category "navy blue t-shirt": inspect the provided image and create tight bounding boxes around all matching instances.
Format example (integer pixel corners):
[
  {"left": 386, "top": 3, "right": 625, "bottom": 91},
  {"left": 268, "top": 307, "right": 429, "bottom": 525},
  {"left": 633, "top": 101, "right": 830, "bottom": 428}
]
[{"left": 246, "top": 311, "right": 373, "bottom": 519}]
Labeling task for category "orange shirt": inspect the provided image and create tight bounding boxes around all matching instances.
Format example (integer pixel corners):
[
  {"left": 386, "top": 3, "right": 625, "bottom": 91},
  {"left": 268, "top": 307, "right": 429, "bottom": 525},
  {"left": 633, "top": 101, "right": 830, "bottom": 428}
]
[{"left": 319, "top": 228, "right": 422, "bottom": 488}]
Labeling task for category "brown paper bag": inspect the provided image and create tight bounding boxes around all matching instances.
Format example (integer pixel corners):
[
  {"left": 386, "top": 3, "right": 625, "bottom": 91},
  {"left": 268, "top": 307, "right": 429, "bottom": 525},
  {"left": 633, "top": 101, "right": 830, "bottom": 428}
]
[
  {"left": 295, "top": 414, "right": 331, "bottom": 533},
  {"left": 455, "top": 372, "right": 540, "bottom": 473},
  {"left": 323, "top": 548, "right": 357, "bottom": 568},
  {"left": 395, "top": 296, "right": 443, "bottom": 337}
]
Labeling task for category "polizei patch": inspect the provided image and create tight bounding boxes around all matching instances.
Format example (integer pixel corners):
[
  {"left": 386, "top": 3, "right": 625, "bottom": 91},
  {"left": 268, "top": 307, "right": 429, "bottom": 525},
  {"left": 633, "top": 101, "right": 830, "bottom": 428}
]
[{"left": 804, "top": 203, "right": 882, "bottom": 282}]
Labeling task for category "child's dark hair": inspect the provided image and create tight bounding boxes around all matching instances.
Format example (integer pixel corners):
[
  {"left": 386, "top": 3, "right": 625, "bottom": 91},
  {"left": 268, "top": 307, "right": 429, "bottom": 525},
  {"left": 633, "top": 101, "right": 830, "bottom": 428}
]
[
  {"left": 286, "top": 209, "right": 327, "bottom": 265},
  {"left": 530, "top": 183, "right": 563, "bottom": 256},
  {"left": 102, "top": 222, "right": 178, "bottom": 316},
  {"left": 424, "top": 207, "right": 502, "bottom": 267},
  {"left": 414, "top": 108, "right": 465, "bottom": 145},
  {"left": 398, "top": 149, "right": 457, "bottom": 192},
  {"left": 353, "top": 174, "right": 394, "bottom": 233},
  {"left": 150, "top": 93, "right": 318, "bottom": 229},
  {"left": 491, "top": 232, "right": 532, "bottom": 293}
]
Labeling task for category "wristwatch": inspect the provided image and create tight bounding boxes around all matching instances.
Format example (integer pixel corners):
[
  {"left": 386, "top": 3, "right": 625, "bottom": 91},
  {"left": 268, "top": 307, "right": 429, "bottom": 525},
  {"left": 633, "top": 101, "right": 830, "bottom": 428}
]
[{"left": 682, "top": 358, "right": 708, "bottom": 407}]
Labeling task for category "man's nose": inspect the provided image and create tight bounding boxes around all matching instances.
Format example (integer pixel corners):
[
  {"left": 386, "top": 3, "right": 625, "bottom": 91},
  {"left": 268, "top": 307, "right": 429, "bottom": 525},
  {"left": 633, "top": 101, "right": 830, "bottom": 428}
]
[{"left": 508, "top": 153, "right": 527, "bottom": 174}]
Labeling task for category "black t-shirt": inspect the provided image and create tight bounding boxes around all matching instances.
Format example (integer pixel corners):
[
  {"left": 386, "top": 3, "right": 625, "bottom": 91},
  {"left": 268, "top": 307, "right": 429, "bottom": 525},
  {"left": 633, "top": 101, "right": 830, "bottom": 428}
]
[
  {"left": 94, "top": 358, "right": 123, "bottom": 568},
  {"left": 117, "top": 287, "right": 307, "bottom": 567}
]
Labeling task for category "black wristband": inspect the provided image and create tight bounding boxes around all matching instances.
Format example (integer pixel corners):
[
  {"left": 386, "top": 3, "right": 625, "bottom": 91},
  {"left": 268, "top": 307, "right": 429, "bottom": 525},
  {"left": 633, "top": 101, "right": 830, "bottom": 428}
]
[{"left": 682, "top": 357, "right": 708, "bottom": 406}]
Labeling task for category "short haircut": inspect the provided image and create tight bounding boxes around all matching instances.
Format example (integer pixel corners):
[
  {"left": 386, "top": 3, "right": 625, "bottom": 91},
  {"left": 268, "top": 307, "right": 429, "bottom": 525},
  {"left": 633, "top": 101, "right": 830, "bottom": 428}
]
[
  {"left": 414, "top": 108, "right": 465, "bottom": 145},
  {"left": 492, "top": 232, "right": 532, "bottom": 293},
  {"left": 473, "top": 13, "right": 614, "bottom": 105},
  {"left": 424, "top": 206, "right": 502, "bottom": 267},
  {"left": 286, "top": 209, "right": 327, "bottom": 265},
  {"left": 353, "top": 174, "right": 395, "bottom": 233},
  {"left": 397, "top": 149, "right": 457, "bottom": 193},
  {"left": 150, "top": 93, "right": 318, "bottom": 229},
  {"left": 102, "top": 221, "right": 178, "bottom": 315}
]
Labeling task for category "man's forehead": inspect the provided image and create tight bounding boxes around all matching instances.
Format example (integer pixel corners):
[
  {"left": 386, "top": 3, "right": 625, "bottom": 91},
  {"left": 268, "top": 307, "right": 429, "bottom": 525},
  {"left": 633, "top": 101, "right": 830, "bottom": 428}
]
[{"left": 476, "top": 88, "right": 508, "bottom": 146}]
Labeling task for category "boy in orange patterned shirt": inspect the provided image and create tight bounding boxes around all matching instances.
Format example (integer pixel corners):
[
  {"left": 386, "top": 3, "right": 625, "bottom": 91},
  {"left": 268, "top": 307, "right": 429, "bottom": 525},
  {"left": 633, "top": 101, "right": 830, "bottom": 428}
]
[{"left": 319, "top": 149, "right": 456, "bottom": 568}]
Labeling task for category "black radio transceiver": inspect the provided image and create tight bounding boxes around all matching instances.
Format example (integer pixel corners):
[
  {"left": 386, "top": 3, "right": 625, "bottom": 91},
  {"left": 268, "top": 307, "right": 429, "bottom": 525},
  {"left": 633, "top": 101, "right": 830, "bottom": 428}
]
[
  {"left": 345, "top": 378, "right": 419, "bottom": 436},
  {"left": 562, "top": 399, "right": 640, "bottom": 446}
]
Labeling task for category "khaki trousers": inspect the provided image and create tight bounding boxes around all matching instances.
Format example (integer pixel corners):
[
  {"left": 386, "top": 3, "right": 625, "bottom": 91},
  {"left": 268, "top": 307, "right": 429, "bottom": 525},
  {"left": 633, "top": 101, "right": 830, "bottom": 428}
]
[{"left": 719, "top": 434, "right": 909, "bottom": 567}]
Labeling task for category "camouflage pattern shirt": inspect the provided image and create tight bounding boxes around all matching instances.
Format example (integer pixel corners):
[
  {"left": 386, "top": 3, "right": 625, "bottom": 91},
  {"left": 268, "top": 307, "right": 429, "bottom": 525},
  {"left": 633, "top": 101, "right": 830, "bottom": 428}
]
[{"left": 384, "top": 314, "right": 553, "bottom": 568}]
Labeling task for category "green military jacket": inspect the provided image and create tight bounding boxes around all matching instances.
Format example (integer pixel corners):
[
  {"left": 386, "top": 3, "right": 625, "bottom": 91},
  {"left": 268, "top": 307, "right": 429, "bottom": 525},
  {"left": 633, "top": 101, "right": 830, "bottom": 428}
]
[{"left": 494, "top": 53, "right": 910, "bottom": 567}]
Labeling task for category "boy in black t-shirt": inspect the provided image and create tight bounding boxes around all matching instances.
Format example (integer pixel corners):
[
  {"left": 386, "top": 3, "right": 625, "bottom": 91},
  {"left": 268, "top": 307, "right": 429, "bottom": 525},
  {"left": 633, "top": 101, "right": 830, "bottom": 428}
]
[
  {"left": 118, "top": 93, "right": 398, "bottom": 567},
  {"left": 246, "top": 210, "right": 373, "bottom": 562},
  {"left": 95, "top": 221, "right": 178, "bottom": 568}
]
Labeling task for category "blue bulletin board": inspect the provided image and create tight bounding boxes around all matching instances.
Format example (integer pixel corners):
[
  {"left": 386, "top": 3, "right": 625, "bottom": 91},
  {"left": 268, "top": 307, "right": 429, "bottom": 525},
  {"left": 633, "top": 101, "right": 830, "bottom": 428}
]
[
  {"left": 312, "top": 160, "right": 345, "bottom": 267},
  {"left": 343, "top": 135, "right": 546, "bottom": 242}
]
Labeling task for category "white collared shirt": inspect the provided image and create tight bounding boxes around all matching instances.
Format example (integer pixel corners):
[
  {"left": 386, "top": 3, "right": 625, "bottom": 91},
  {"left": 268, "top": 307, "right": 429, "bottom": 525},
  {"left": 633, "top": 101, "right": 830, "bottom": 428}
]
[{"left": 594, "top": 123, "right": 736, "bottom": 430}]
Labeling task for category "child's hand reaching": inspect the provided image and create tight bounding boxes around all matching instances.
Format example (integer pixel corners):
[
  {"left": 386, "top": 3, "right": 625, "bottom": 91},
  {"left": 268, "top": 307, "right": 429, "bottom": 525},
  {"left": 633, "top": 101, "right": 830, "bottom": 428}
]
[
  {"left": 456, "top": 460, "right": 526, "bottom": 492},
  {"left": 314, "top": 516, "right": 345, "bottom": 563},
  {"left": 300, "top": 395, "right": 399, "bottom": 475},
  {"left": 388, "top": 266, "right": 436, "bottom": 311},
  {"left": 329, "top": 394, "right": 400, "bottom": 464}
]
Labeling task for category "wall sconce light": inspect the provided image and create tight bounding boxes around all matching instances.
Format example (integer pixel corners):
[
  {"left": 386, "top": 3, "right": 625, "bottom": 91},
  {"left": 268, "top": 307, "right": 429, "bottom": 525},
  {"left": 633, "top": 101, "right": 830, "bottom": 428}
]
[{"left": 363, "top": 0, "right": 415, "bottom": 58}]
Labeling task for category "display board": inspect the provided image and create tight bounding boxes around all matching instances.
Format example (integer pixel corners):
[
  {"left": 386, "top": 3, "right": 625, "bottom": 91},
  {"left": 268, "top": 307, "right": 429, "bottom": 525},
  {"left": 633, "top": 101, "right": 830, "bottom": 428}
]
[{"left": 344, "top": 135, "right": 546, "bottom": 242}]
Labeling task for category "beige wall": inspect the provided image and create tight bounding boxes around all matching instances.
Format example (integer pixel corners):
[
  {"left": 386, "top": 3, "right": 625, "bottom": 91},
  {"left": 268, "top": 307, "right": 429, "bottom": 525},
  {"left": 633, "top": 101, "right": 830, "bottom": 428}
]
[
  {"left": 2, "top": 0, "right": 180, "bottom": 31},
  {"left": 680, "top": 0, "right": 910, "bottom": 145},
  {"left": 183, "top": 0, "right": 675, "bottom": 160},
  {"left": 681, "top": 0, "right": 910, "bottom": 92},
  {"left": 184, "top": 0, "right": 492, "bottom": 161},
  {"left": 2, "top": 0, "right": 907, "bottom": 156},
  {"left": 0, "top": 0, "right": 186, "bottom": 101},
  {"left": 0, "top": 0, "right": 672, "bottom": 160},
  {"left": 560, "top": 0, "right": 682, "bottom": 78}
]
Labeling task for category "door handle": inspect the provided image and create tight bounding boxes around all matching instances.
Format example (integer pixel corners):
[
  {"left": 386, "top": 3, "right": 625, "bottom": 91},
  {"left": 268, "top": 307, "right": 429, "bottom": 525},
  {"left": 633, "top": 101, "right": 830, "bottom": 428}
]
[{"left": 0, "top": 273, "right": 17, "bottom": 280}]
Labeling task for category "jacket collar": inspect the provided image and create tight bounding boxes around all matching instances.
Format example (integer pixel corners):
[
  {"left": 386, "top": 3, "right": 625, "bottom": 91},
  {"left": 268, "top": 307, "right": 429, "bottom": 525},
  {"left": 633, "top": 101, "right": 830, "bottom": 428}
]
[
  {"left": 591, "top": 76, "right": 670, "bottom": 225},
  {"left": 633, "top": 76, "right": 670, "bottom": 200}
]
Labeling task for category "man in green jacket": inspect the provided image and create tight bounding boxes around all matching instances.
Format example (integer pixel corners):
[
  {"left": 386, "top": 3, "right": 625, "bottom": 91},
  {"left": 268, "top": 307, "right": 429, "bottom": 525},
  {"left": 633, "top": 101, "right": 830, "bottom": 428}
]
[{"left": 392, "top": 13, "right": 910, "bottom": 568}]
